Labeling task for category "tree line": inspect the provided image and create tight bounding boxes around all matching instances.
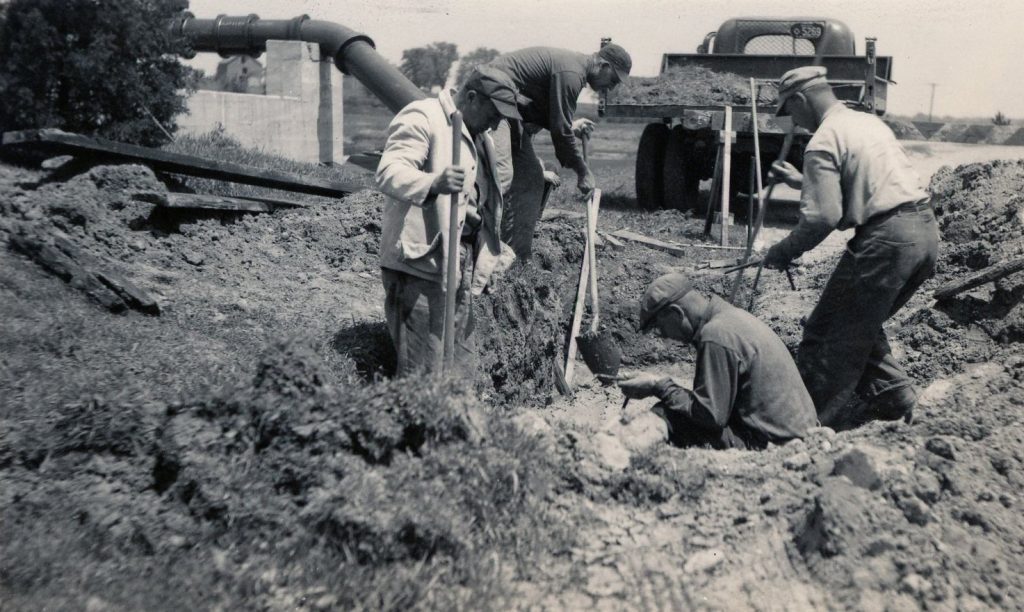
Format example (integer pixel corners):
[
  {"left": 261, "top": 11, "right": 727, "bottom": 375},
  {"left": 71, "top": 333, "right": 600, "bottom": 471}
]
[{"left": 0, "top": 0, "right": 502, "bottom": 146}]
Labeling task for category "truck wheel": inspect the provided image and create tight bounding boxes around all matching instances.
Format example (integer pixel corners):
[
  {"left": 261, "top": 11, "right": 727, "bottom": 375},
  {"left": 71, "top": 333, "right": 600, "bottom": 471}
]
[
  {"left": 635, "top": 123, "right": 669, "bottom": 210},
  {"left": 663, "top": 126, "right": 699, "bottom": 211}
]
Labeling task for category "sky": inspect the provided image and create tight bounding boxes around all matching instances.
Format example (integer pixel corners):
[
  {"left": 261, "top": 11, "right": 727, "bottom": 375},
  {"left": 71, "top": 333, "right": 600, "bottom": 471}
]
[{"left": 184, "top": 0, "right": 1024, "bottom": 120}]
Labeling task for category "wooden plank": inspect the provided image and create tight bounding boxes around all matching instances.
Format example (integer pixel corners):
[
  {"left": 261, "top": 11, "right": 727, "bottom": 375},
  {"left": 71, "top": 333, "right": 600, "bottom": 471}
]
[
  {"left": 610, "top": 229, "right": 688, "bottom": 257},
  {"left": 564, "top": 229, "right": 591, "bottom": 385},
  {"left": 3, "top": 129, "right": 358, "bottom": 198},
  {"left": 720, "top": 106, "right": 733, "bottom": 246},
  {"left": 934, "top": 257, "right": 1024, "bottom": 301},
  {"left": 610, "top": 229, "right": 747, "bottom": 254},
  {"left": 163, "top": 193, "right": 274, "bottom": 213},
  {"left": 599, "top": 231, "right": 625, "bottom": 249}
]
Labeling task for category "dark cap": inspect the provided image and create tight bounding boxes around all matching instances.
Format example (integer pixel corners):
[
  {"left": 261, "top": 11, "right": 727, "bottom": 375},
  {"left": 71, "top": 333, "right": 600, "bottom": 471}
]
[
  {"left": 638, "top": 272, "right": 694, "bottom": 332},
  {"left": 463, "top": 64, "right": 525, "bottom": 121},
  {"left": 775, "top": 66, "right": 829, "bottom": 116},
  {"left": 598, "top": 43, "right": 632, "bottom": 83}
]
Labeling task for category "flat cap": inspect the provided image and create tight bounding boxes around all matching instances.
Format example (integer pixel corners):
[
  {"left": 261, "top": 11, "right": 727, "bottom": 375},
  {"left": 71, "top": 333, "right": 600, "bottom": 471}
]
[
  {"left": 638, "top": 272, "right": 694, "bottom": 332},
  {"left": 598, "top": 43, "right": 632, "bottom": 82},
  {"left": 464, "top": 65, "right": 525, "bottom": 121},
  {"left": 775, "top": 66, "right": 829, "bottom": 116}
]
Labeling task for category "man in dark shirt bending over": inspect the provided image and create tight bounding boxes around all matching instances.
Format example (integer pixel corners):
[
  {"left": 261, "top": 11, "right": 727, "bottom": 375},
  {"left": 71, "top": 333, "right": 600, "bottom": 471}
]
[
  {"left": 616, "top": 273, "right": 817, "bottom": 450},
  {"left": 488, "top": 44, "right": 632, "bottom": 258}
]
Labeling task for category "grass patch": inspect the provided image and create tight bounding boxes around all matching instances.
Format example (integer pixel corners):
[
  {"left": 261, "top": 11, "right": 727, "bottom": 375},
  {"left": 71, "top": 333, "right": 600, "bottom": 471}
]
[{"left": 1, "top": 335, "right": 575, "bottom": 610}]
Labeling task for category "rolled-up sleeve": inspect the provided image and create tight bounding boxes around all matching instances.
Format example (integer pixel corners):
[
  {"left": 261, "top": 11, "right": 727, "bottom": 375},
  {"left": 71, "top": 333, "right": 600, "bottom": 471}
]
[
  {"left": 655, "top": 342, "right": 739, "bottom": 433},
  {"left": 548, "top": 72, "right": 586, "bottom": 174},
  {"left": 773, "top": 151, "right": 842, "bottom": 260},
  {"left": 375, "top": 106, "right": 438, "bottom": 207},
  {"left": 490, "top": 120, "right": 515, "bottom": 195}
]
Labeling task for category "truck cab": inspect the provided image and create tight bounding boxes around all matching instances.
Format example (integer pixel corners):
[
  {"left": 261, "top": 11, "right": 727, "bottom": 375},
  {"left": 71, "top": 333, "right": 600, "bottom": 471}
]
[{"left": 697, "top": 18, "right": 855, "bottom": 56}]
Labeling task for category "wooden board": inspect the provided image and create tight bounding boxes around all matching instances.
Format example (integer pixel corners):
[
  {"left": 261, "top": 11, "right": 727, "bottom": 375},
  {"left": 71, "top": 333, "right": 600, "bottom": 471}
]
[
  {"left": 934, "top": 257, "right": 1024, "bottom": 301},
  {"left": 164, "top": 193, "right": 273, "bottom": 213},
  {"left": 609, "top": 229, "right": 688, "bottom": 257},
  {"left": 3, "top": 129, "right": 358, "bottom": 198}
]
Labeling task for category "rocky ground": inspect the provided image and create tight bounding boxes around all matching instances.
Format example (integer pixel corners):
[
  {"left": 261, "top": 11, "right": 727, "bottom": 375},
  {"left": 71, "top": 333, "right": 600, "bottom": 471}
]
[{"left": 1, "top": 132, "right": 1023, "bottom": 610}]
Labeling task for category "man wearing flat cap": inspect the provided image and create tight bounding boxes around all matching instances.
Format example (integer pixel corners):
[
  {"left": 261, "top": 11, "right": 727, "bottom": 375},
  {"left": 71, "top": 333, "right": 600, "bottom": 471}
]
[
  {"left": 376, "top": 65, "right": 522, "bottom": 376},
  {"left": 765, "top": 66, "right": 939, "bottom": 428},
  {"left": 615, "top": 273, "right": 816, "bottom": 449},
  {"left": 487, "top": 43, "right": 633, "bottom": 258}
]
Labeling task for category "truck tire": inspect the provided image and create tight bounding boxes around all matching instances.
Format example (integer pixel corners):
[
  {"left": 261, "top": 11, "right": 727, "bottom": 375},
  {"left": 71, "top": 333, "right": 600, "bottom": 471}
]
[
  {"left": 635, "top": 123, "right": 669, "bottom": 210},
  {"left": 663, "top": 126, "right": 700, "bottom": 211}
]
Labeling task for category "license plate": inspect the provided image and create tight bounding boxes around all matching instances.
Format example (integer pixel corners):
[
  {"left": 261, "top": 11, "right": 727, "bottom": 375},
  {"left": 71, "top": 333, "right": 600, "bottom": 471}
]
[{"left": 791, "top": 23, "right": 824, "bottom": 40}]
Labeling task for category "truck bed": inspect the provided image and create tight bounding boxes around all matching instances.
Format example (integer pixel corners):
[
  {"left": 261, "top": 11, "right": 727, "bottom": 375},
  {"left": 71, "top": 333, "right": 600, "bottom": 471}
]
[{"left": 601, "top": 52, "right": 892, "bottom": 123}]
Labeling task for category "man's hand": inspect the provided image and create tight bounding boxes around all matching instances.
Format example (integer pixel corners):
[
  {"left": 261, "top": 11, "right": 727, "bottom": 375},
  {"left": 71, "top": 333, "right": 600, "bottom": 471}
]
[
  {"left": 763, "top": 242, "right": 793, "bottom": 271},
  {"left": 577, "top": 166, "right": 596, "bottom": 197},
  {"left": 572, "top": 118, "right": 596, "bottom": 139},
  {"left": 429, "top": 166, "right": 466, "bottom": 195},
  {"left": 543, "top": 170, "right": 561, "bottom": 188},
  {"left": 769, "top": 160, "right": 803, "bottom": 190},
  {"left": 616, "top": 371, "right": 665, "bottom": 400}
]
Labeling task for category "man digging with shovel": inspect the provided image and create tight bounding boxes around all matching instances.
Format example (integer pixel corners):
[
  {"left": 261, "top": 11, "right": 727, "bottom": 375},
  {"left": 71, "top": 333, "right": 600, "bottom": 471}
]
[
  {"left": 376, "top": 66, "right": 522, "bottom": 376},
  {"left": 614, "top": 272, "right": 816, "bottom": 450}
]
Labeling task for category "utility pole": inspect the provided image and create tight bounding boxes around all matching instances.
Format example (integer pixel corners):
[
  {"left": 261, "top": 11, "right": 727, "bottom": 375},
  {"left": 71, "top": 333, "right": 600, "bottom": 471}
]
[{"left": 927, "top": 83, "right": 939, "bottom": 122}]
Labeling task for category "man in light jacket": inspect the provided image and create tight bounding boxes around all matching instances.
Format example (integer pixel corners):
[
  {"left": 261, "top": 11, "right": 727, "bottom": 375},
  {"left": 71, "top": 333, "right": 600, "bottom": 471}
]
[{"left": 376, "top": 66, "right": 521, "bottom": 376}]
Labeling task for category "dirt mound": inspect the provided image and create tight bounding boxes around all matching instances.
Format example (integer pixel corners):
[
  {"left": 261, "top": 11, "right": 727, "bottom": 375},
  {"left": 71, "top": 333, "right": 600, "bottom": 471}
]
[
  {"left": 608, "top": 66, "right": 778, "bottom": 107},
  {"left": 0, "top": 335, "right": 570, "bottom": 610},
  {"left": 884, "top": 118, "right": 925, "bottom": 140},
  {"left": 929, "top": 124, "right": 1019, "bottom": 145}
]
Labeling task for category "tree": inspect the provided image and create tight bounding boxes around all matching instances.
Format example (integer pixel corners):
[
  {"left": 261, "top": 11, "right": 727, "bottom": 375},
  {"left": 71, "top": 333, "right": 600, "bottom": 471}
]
[
  {"left": 992, "top": 111, "right": 1012, "bottom": 126},
  {"left": 399, "top": 42, "right": 458, "bottom": 91},
  {"left": 0, "top": 0, "right": 197, "bottom": 146},
  {"left": 454, "top": 47, "right": 500, "bottom": 88}
]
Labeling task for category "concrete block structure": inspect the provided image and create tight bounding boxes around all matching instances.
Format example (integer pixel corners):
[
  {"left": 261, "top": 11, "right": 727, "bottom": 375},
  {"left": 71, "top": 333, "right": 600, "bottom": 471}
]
[{"left": 178, "top": 40, "right": 343, "bottom": 164}]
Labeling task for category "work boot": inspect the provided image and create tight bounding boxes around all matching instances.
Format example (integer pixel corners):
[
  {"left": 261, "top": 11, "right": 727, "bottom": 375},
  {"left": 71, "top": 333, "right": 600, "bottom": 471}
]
[{"left": 856, "top": 385, "right": 917, "bottom": 426}]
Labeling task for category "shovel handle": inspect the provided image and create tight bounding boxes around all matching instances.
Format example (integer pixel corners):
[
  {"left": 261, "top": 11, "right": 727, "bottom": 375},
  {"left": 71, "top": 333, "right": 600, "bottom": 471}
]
[{"left": 442, "top": 111, "right": 462, "bottom": 372}]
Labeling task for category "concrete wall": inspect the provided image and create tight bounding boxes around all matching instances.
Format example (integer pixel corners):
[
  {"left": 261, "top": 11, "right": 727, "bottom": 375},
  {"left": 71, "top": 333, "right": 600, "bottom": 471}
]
[{"left": 178, "top": 41, "right": 343, "bottom": 164}]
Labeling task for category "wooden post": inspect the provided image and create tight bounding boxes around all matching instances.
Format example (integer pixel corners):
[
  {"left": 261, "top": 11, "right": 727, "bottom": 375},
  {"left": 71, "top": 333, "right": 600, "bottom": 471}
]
[
  {"left": 703, "top": 142, "right": 724, "bottom": 238},
  {"left": 442, "top": 111, "right": 462, "bottom": 373},
  {"left": 720, "top": 105, "right": 733, "bottom": 246}
]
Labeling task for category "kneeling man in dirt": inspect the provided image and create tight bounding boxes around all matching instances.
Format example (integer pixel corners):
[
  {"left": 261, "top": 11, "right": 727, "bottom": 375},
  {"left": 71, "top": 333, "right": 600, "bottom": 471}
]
[
  {"left": 617, "top": 273, "right": 817, "bottom": 450},
  {"left": 376, "top": 66, "right": 521, "bottom": 376},
  {"left": 764, "top": 66, "right": 939, "bottom": 427}
]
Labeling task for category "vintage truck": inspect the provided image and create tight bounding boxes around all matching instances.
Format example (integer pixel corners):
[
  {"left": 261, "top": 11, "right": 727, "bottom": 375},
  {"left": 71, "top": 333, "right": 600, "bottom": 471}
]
[{"left": 599, "top": 17, "right": 894, "bottom": 212}]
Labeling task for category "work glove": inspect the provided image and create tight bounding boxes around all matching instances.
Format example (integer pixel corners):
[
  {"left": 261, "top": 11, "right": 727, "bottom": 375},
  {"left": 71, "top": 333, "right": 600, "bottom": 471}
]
[
  {"left": 763, "top": 241, "right": 794, "bottom": 271},
  {"left": 616, "top": 371, "right": 666, "bottom": 400},
  {"left": 572, "top": 118, "right": 596, "bottom": 139}
]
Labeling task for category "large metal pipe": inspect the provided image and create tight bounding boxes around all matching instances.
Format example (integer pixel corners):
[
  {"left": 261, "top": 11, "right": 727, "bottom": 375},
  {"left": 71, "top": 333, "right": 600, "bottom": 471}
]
[{"left": 169, "top": 13, "right": 426, "bottom": 113}]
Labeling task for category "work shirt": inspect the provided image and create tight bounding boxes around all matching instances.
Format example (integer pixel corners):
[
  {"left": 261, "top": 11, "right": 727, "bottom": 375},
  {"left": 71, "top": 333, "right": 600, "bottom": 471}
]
[
  {"left": 489, "top": 47, "right": 589, "bottom": 174},
  {"left": 773, "top": 104, "right": 930, "bottom": 260},
  {"left": 652, "top": 297, "right": 817, "bottom": 448}
]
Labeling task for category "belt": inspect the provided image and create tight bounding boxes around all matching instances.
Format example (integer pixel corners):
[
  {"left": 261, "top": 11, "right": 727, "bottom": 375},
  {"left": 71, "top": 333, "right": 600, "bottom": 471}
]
[{"left": 865, "top": 198, "right": 932, "bottom": 227}]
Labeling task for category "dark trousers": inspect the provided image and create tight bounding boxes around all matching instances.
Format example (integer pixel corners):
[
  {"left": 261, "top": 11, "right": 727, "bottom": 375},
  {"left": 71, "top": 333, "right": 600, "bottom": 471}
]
[
  {"left": 498, "top": 123, "right": 547, "bottom": 260},
  {"left": 654, "top": 403, "right": 761, "bottom": 450},
  {"left": 799, "top": 203, "right": 939, "bottom": 426},
  {"left": 381, "top": 246, "right": 476, "bottom": 377}
]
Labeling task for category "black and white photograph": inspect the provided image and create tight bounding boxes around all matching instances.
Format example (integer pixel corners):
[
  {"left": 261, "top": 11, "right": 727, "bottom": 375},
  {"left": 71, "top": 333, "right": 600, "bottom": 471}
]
[{"left": 2, "top": 0, "right": 1023, "bottom": 609}]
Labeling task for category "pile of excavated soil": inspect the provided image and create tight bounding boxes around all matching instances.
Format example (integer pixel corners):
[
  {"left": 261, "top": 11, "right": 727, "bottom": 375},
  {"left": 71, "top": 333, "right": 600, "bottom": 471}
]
[
  {"left": 0, "top": 335, "right": 574, "bottom": 610},
  {"left": 7, "top": 139, "right": 1024, "bottom": 611},
  {"left": 885, "top": 118, "right": 925, "bottom": 141},
  {"left": 608, "top": 66, "right": 779, "bottom": 107}
]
